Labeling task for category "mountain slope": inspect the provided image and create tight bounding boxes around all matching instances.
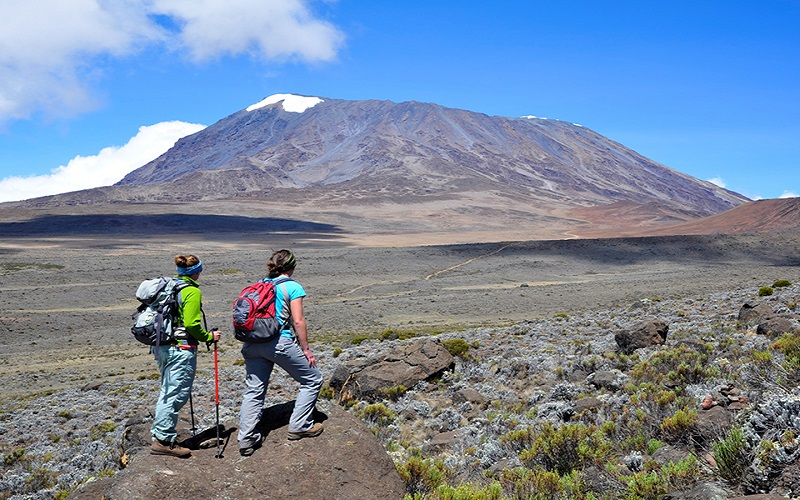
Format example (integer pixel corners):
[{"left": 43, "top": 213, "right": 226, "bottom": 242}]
[
  {"left": 4, "top": 95, "right": 759, "bottom": 244},
  {"left": 117, "top": 95, "right": 746, "bottom": 217}
]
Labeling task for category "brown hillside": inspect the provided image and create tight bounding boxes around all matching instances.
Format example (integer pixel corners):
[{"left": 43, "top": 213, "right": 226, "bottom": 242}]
[{"left": 570, "top": 197, "right": 800, "bottom": 239}]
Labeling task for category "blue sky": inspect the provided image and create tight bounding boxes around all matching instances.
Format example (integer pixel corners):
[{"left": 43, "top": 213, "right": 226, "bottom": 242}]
[{"left": 0, "top": 1, "right": 798, "bottom": 202}]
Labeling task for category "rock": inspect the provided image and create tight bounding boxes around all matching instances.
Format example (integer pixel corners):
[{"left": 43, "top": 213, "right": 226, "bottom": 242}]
[
  {"left": 693, "top": 406, "right": 733, "bottom": 445},
  {"left": 452, "top": 388, "right": 486, "bottom": 408},
  {"left": 586, "top": 370, "right": 622, "bottom": 390},
  {"left": 423, "top": 430, "right": 458, "bottom": 453},
  {"left": 615, "top": 320, "right": 669, "bottom": 354},
  {"left": 701, "top": 396, "right": 714, "bottom": 410},
  {"left": 72, "top": 400, "right": 406, "bottom": 500},
  {"left": 666, "top": 482, "right": 730, "bottom": 499},
  {"left": 329, "top": 339, "right": 455, "bottom": 400},
  {"left": 756, "top": 317, "right": 798, "bottom": 338},
  {"left": 81, "top": 381, "right": 103, "bottom": 391},
  {"left": 574, "top": 396, "right": 602, "bottom": 414},
  {"left": 729, "top": 495, "right": 786, "bottom": 500},
  {"left": 738, "top": 302, "right": 774, "bottom": 324},
  {"left": 772, "top": 460, "right": 800, "bottom": 498}
]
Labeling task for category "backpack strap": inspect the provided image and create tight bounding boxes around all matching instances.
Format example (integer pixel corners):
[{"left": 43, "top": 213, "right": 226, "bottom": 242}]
[
  {"left": 171, "top": 278, "right": 200, "bottom": 337},
  {"left": 270, "top": 277, "right": 294, "bottom": 332}
]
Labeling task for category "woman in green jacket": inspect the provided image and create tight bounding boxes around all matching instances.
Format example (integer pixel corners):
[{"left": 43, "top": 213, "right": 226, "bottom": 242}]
[{"left": 150, "top": 254, "right": 221, "bottom": 458}]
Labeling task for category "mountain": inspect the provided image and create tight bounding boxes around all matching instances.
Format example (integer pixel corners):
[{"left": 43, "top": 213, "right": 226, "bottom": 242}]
[
  {"left": 117, "top": 95, "right": 745, "bottom": 217},
  {"left": 5, "top": 94, "right": 757, "bottom": 244}
]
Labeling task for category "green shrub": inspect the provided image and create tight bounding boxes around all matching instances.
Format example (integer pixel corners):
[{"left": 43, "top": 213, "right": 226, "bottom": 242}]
[
  {"left": 662, "top": 454, "right": 702, "bottom": 490},
  {"left": 771, "top": 333, "right": 800, "bottom": 383},
  {"left": 630, "top": 344, "right": 717, "bottom": 387},
  {"left": 441, "top": 339, "right": 470, "bottom": 358},
  {"left": 499, "top": 426, "right": 535, "bottom": 453},
  {"left": 758, "top": 286, "right": 774, "bottom": 297},
  {"left": 397, "top": 455, "right": 452, "bottom": 496},
  {"left": 625, "top": 470, "right": 666, "bottom": 499},
  {"left": 380, "top": 329, "right": 399, "bottom": 341},
  {"left": 519, "top": 422, "right": 611, "bottom": 475},
  {"left": 351, "top": 335, "right": 370, "bottom": 345},
  {"left": 24, "top": 467, "right": 58, "bottom": 492},
  {"left": 713, "top": 426, "right": 751, "bottom": 484},
  {"left": 332, "top": 347, "right": 343, "bottom": 358},
  {"left": 359, "top": 403, "right": 397, "bottom": 426},
  {"left": 3, "top": 448, "right": 26, "bottom": 466},
  {"left": 646, "top": 438, "right": 663, "bottom": 455},
  {"left": 660, "top": 409, "right": 697, "bottom": 443},
  {"left": 773, "top": 279, "right": 792, "bottom": 288},
  {"left": 91, "top": 420, "right": 117, "bottom": 440},
  {"left": 430, "top": 482, "right": 503, "bottom": 500},
  {"left": 380, "top": 385, "right": 408, "bottom": 401},
  {"left": 495, "top": 467, "right": 561, "bottom": 499},
  {"left": 319, "top": 385, "right": 334, "bottom": 400}
]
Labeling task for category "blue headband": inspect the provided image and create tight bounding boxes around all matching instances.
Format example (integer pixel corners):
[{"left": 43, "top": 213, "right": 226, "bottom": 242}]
[{"left": 177, "top": 260, "right": 203, "bottom": 276}]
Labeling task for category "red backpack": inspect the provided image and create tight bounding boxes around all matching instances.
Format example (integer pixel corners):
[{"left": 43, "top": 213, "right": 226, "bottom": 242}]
[{"left": 232, "top": 277, "right": 292, "bottom": 343}]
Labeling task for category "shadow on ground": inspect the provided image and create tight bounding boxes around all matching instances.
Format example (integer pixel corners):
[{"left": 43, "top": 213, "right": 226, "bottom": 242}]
[{"left": 0, "top": 213, "right": 343, "bottom": 238}]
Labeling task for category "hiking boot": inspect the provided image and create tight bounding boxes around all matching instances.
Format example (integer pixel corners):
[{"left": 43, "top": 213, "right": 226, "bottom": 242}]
[
  {"left": 150, "top": 438, "right": 191, "bottom": 458},
  {"left": 239, "top": 439, "right": 262, "bottom": 457},
  {"left": 287, "top": 422, "right": 324, "bottom": 441}
]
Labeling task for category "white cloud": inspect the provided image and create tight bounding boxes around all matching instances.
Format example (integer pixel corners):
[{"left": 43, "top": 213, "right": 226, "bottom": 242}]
[
  {"left": 0, "top": 0, "right": 344, "bottom": 124},
  {"left": 707, "top": 177, "right": 727, "bottom": 188},
  {"left": 0, "top": 121, "right": 205, "bottom": 202},
  {"left": 154, "top": 0, "right": 345, "bottom": 63},
  {"left": 779, "top": 190, "right": 798, "bottom": 199}
]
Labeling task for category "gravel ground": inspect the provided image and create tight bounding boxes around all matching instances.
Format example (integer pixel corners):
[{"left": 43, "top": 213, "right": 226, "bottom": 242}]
[{"left": 0, "top": 230, "right": 799, "bottom": 497}]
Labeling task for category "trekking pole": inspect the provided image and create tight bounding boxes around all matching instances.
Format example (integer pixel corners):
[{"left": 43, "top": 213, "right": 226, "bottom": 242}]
[
  {"left": 213, "top": 338, "right": 222, "bottom": 459},
  {"left": 188, "top": 391, "right": 197, "bottom": 436}
]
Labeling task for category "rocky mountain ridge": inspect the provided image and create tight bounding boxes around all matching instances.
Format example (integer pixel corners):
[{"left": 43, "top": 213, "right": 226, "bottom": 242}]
[{"left": 116, "top": 95, "right": 745, "bottom": 216}]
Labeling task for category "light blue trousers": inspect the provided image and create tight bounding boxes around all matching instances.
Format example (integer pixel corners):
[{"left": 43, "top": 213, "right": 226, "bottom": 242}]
[
  {"left": 238, "top": 336, "right": 323, "bottom": 448},
  {"left": 151, "top": 345, "right": 196, "bottom": 443}
]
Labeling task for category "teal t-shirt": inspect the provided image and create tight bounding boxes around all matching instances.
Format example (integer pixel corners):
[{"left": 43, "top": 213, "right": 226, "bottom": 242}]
[{"left": 268, "top": 277, "right": 306, "bottom": 337}]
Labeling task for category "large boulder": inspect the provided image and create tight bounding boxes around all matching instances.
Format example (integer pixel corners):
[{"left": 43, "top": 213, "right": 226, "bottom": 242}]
[
  {"left": 738, "top": 302, "right": 775, "bottom": 324},
  {"left": 329, "top": 339, "right": 455, "bottom": 400},
  {"left": 614, "top": 320, "right": 669, "bottom": 354},
  {"left": 756, "top": 317, "right": 798, "bottom": 338},
  {"left": 693, "top": 405, "right": 734, "bottom": 446},
  {"left": 73, "top": 400, "right": 406, "bottom": 500}
]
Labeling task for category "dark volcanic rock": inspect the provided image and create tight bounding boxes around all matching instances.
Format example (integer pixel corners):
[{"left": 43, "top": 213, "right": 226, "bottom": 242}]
[
  {"left": 614, "top": 319, "right": 669, "bottom": 354},
  {"left": 739, "top": 302, "right": 775, "bottom": 324},
  {"left": 329, "top": 339, "right": 455, "bottom": 400}
]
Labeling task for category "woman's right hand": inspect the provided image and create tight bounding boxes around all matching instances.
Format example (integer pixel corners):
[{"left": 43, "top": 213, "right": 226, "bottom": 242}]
[{"left": 304, "top": 348, "right": 317, "bottom": 367}]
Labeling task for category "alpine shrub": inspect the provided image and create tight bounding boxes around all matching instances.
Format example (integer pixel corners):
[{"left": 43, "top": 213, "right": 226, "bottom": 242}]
[
  {"left": 758, "top": 286, "right": 774, "bottom": 297},
  {"left": 713, "top": 426, "right": 751, "bottom": 484}
]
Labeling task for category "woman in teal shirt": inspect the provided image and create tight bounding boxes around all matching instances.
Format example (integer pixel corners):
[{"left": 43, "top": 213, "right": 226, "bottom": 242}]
[{"left": 238, "top": 249, "right": 324, "bottom": 456}]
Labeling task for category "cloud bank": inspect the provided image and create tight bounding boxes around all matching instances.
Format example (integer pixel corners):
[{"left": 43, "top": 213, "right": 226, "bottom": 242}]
[
  {"left": 0, "top": 121, "right": 205, "bottom": 202},
  {"left": 0, "top": 0, "right": 344, "bottom": 123}
]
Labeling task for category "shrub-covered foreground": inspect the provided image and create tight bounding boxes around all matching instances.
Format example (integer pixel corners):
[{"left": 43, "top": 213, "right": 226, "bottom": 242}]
[
  {"left": 1, "top": 282, "right": 799, "bottom": 499},
  {"left": 330, "top": 282, "right": 800, "bottom": 499}
]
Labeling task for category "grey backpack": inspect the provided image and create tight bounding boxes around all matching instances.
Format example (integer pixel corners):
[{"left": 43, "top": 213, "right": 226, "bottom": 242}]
[{"left": 131, "top": 277, "right": 192, "bottom": 346}]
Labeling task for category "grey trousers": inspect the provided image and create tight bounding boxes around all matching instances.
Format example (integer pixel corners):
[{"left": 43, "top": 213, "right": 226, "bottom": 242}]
[{"left": 238, "top": 336, "right": 323, "bottom": 448}]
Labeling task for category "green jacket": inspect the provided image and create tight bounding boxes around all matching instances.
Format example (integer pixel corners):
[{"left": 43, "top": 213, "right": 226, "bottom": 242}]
[{"left": 175, "top": 275, "right": 214, "bottom": 344}]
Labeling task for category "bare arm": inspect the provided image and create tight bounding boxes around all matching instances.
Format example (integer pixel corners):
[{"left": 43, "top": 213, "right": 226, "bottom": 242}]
[{"left": 290, "top": 297, "right": 316, "bottom": 367}]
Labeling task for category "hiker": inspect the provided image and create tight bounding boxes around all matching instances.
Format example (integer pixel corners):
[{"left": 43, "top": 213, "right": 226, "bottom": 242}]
[
  {"left": 151, "top": 254, "right": 221, "bottom": 458},
  {"left": 238, "top": 249, "right": 324, "bottom": 456}
]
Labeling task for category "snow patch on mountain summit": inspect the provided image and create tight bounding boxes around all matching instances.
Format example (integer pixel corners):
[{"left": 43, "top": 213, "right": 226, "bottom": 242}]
[{"left": 247, "top": 94, "right": 323, "bottom": 113}]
